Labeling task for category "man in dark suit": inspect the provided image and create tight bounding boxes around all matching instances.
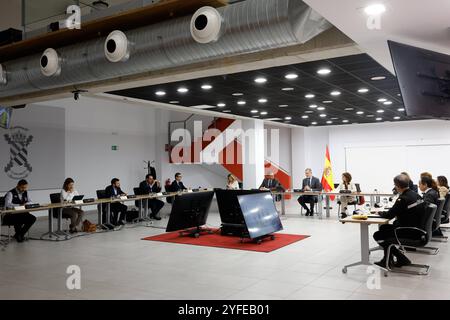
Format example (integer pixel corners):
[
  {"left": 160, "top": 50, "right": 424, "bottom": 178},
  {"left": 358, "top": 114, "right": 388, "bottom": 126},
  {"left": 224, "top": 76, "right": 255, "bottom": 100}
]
[
  {"left": 169, "top": 172, "right": 188, "bottom": 192},
  {"left": 260, "top": 172, "right": 284, "bottom": 201},
  {"left": 297, "top": 168, "right": 322, "bottom": 216},
  {"left": 419, "top": 176, "right": 439, "bottom": 205},
  {"left": 139, "top": 174, "right": 164, "bottom": 220},
  {"left": 105, "top": 178, "right": 127, "bottom": 226},
  {"left": 373, "top": 174, "right": 424, "bottom": 269}
]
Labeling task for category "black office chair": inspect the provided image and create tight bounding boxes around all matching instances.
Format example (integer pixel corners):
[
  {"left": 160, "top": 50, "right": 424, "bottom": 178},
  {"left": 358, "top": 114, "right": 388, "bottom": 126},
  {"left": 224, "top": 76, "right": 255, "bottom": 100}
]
[
  {"left": 164, "top": 185, "right": 174, "bottom": 204},
  {"left": 337, "top": 183, "right": 363, "bottom": 216},
  {"left": 384, "top": 202, "right": 436, "bottom": 275},
  {"left": 300, "top": 196, "right": 319, "bottom": 216},
  {"left": 0, "top": 196, "right": 11, "bottom": 242},
  {"left": 440, "top": 194, "right": 450, "bottom": 230},
  {"left": 430, "top": 198, "right": 448, "bottom": 242}
]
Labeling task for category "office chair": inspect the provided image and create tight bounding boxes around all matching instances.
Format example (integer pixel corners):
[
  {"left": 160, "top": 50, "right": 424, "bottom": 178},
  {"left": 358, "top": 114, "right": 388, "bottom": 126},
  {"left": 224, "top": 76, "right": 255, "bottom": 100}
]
[
  {"left": 96, "top": 189, "right": 109, "bottom": 226},
  {"left": 383, "top": 202, "right": 436, "bottom": 275},
  {"left": 337, "top": 183, "right": 363, "bottom": 216},
  {"left": 430, "top": 198, "right": 448, "bottom": 242},
  {"left": 0, "top": 196, "right": 12, "bottom": 246},
  {"left": 439, "top": 194, "right": 450, "bottom": 232},
  {"left": 300, "top": 196, "right": 319, "bottom": 216}
]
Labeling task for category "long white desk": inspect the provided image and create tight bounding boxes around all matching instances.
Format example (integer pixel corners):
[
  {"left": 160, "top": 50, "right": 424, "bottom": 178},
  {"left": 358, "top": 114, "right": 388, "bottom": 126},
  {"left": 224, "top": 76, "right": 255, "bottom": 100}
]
[{"left": 274, "top": 190, "right": 394, "bottom": 218}]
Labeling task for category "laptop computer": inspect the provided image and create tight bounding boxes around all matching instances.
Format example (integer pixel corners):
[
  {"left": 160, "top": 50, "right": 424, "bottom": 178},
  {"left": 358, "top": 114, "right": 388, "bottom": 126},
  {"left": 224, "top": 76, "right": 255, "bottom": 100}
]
[{"left": 72, "top": 195, "right": 84, "bottom": 202}]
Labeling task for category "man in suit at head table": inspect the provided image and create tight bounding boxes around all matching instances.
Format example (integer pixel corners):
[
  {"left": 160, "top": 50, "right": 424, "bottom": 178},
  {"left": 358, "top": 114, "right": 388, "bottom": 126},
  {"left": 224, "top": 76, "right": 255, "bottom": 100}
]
[
  {"left": 260, "top": 172, "right": 284, "bottom": 201},
  {"left": 297, "top": 168, "right": 322, "bottom": 216},
  {"left": 169, "top": 172, "right": 188, "bottom": 192},
  {"left": 139, "top": 174, "right": 164, "bottom": 220},
  {"left": 105, "top": 178, "right": 128, "bottom": 226}
]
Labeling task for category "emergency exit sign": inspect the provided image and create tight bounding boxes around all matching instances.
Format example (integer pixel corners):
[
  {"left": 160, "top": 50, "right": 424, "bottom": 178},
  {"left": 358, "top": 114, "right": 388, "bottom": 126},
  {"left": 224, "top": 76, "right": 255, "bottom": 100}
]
[{"left": 111, "top": 145, "right": 119, "bottom": 151}]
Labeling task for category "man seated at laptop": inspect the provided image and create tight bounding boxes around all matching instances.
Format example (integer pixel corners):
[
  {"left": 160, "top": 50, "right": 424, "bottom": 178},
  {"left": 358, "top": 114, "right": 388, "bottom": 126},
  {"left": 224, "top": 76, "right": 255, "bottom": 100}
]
[
  {"left": 259, "top": 172, "right": 284, "bottom": 201},
  {"left": 105, "top": 178, "right": 128, "bottom": 226},
  {"left": 139, "top": 174, "right": 164, "bottom": 220},
  {"left": 169, "top": 172, "right": 188, "bottom": 192},
  {"left": 60, "top": 178, "right": 85, "bottom": 233},
  {"left": 4, "top": 179, "right": 37, "bottom": 242}
]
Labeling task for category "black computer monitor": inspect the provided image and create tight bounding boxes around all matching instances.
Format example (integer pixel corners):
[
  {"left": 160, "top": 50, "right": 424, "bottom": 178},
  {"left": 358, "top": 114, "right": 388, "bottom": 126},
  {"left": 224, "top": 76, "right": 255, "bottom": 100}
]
[
  {"left": 215, "top": 189, "right": 264, "bottom": 225},
  {"left": 166, "top": 191, "right": 214, "bottom": 234},
  {"left": 388, "top": 40, "right": 450, "bottom": 119},
  {"left": 237, "top": 192, "right": 283, "bottom": 240}
]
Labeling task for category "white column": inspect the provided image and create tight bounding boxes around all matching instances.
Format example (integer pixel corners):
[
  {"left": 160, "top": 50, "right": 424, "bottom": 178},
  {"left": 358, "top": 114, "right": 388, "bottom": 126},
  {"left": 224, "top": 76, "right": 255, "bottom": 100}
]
[
  {"left": 291, "top": 127, "right": 306, "bottom": 189},
  {"left": 154, "top": 109, "right": 171, "bottom": 182},
  {"left": 241, "top": 119, "right": 265, "bottom": 189}
]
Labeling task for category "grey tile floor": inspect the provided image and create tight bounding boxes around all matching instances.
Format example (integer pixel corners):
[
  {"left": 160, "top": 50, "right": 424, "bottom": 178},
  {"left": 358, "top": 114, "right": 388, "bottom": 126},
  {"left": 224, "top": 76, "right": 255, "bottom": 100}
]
[{"left": 1, "top": 199, "right": 449, "bottom": 300}]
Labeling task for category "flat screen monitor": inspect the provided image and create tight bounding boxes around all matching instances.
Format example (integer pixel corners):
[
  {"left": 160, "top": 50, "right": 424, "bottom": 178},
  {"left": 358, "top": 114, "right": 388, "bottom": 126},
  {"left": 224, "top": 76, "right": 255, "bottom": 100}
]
[
  {"left": 215, "top": 189, "right": 264, "bottom": 225},
  {"left": 0, "top": 107, "right": 12, "bottom": 129},
  {"left": 237, "top": 192, "right": 283, "bottom": 239},
  {"left": 388, "top": 40, "right": 450, "bottom": 119},
  {"left": 166, "top": 191, "right": 214, "bottom": 232}
]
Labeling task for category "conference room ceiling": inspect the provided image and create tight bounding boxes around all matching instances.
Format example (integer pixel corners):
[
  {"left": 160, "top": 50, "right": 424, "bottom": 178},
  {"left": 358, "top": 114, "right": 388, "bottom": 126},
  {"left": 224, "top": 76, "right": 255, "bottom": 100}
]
[{"left": 111, "top": 53, "right": 415, "bottom": 127}]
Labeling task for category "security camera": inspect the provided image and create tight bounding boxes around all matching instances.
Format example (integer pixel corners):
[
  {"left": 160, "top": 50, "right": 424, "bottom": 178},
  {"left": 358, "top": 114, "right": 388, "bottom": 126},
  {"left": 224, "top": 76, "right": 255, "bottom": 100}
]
[{"left": 72, "top": 89, "right": 87, "bottom": 101}]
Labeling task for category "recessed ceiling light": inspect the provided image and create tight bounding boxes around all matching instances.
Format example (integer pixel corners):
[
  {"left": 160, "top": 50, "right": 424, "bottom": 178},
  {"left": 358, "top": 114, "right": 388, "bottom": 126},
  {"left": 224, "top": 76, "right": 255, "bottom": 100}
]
[
  {"left": 254, "top": 77, "right": 267, "bottom": 84},
  {"left": 285, "top": 116, "right": 292, "bottom": 120},
  {"left": 393, "top": 116, "right": 401, "bottom": 120},
  {"left": 305, "top": 110, "right": 314, "bottom": 114},
  {"left": 251, "top": 110, "right": 258, "bottom": 113},
  {"left": 397, "top": 94, "right": 401, "bottom": 97},
  {"left": 305, "top": 94, "right": 315, "bottom": 99},
  {"left": 155, "top": 90, "right": 166, "bottom": 96},
  {"left": 377, "top": 98, "right": 387, "bottom": 102},
  {"left": 177, "top": 87, "right": 188, "bottom": 93},
  {"left": 356, "top": 111, "right": 364, "bottom": 115},
  {"left": 345, "top": 108, "right": 354, "bottom": 111},
  {"left": 169, "top": 101, "right": 179, "bottom": 104},
  {"left": 201, "top": 84, "right": 212, "bottom": 90},
  {"left": 237, "top": 100, "right": 246, "bottom": 105},
  {"left": 367, "top": 115, "right": 375, "bottom": 117},
  {"left": 331, "top": 117, "right": 339, "bottom": 120},
  {"left": 278, "top": 104, "right": 288, "bottom": 107},
  {"left": 398, "top": 108, "right": 405, "bottom": 112},
  {"left": 258, "top": 98, "right": 268, "bottom": 103},
  {"left": 377, "top": 109, "right": 385, "bottom": 113},
  {"left": 364, "top": 4, "right": 386, "bottom": 15},
  {"left": 376, "top": 117, "right": 383, "bottom": 121},
  {"left": 309, "top": 104, "right": 318, "bottom": 109},
  {"left": 311, "top": 122, "right": 318, "bottom": 125},
  {"left": 322, "top": 100, "right": 333, "bottom": 104},
  {"left": 217, "top": 103, "right": 226, "bottom": 107},
  {"left": 358, "top": 88, "right": 369, "bottom": 93},
  {"left": 317, "top": 107, "right": 325, "bottom": 111},
  {"left": 285, "top": 73, "right": 298, "bottom": 80},
  {"left": 319, "top": 114, "right": 327, "bottom": 118},
  {"left": 232, "top": 93, "right": 244, "bottom": 96},
  {"left": 371, "top": 76, "right": 386, "bottom": 81},
  {"left": 223, "top": 110, "right": 231, "bottom": 113},
  {"left": 281, "top": 87, "right": 294, "bottom": 91},
  {"left": 260, "top": 111, "right": 268, "bottom": 115},
  {"left": 342, "top": 120, "right": 349, "bottom": 123},
  {"left": 383, "top": 101, "right": 393, "bottom": 105},
  {"left": 302, "top": 115, "right": 309, "bottom": 119},
  {"left": 317, "top": 68, "right": 331, "bottom": 75},
  {"left": 326, "top": 121, "right": 333, "bottom": 124},
  {"left": 330, "top": 90, "right": 341, "bottom": 96}
]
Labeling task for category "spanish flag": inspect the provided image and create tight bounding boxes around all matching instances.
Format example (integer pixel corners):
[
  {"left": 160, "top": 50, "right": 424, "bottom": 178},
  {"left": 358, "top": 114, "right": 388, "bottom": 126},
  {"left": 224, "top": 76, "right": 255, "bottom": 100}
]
[{"left": 321, "top": 145, "right": 335, "bottom": 200}]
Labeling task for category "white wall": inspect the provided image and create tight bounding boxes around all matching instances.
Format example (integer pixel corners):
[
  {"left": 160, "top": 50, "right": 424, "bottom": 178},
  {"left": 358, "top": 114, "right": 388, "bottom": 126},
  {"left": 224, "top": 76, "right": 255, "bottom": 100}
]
[
  {"left": 265, "top": 124, "right": 292, "bottom": 174},
  {"left": 0, "top": 0, "right": 21, "bottom": 30}
]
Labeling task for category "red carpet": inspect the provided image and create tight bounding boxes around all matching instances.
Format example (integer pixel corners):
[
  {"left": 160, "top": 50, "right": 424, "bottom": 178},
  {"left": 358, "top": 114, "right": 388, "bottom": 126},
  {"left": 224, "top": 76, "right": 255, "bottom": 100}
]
[{"left": 142, "top": 230, "right": 309, "bottom": 253}]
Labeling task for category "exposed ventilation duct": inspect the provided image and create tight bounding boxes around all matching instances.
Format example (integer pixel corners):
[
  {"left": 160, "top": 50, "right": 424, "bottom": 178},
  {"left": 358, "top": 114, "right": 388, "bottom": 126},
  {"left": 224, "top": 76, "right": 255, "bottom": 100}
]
[
  {"left": 40, "top": 48, "right": 62, "bottom": 77},
  {"left": 105, "top": 30, "right": 130, "bottom": 62},
  {"left": 190, "top": 6, "right": 223, "bottom": 44},
  {"left": 0, "top": 64, "right": 6, "bottom": 85},
  {"left": 0, "top": 0, "right": 331, "bottom": 100}
]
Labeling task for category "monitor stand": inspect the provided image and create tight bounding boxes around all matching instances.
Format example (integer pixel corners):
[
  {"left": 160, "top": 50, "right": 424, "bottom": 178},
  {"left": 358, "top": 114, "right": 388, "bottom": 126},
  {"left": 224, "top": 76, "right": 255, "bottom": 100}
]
[
  {"left": 178, "top": 226, "right": 214, "bottom": 238},
  {"left": 239, "top": 233, "right": 276, "bottom": 245}
]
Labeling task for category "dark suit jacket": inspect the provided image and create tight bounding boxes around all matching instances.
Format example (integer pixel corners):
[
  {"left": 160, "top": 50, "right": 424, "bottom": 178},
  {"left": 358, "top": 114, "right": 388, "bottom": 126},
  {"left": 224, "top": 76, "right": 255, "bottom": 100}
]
[
  {"left": 139, "top": 180, "right": 162, "bottom": 194},
  {"left": 301, "top": 176, "right": 322, "bottom": 191},
  {"left": 381, "top": 189, "right": 423, "bottom": 227},
  {"left": 169, "top": 180, "right": 187, "bottom": 192},
  {"left": 260, "top": 178, "right": 284, "bottom": 191},
  {"left": 422, "top": 188, "right": 439, "bottom": 205},
  {"left": 105, "top": 185, "right": 126, "bottom": 198}
]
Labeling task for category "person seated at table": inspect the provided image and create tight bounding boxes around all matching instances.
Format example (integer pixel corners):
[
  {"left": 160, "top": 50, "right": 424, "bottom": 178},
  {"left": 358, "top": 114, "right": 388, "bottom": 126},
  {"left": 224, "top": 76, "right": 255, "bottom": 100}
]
[
  {"left": 169, "top": 172, "right": 188, "bottom": 192},
  {"left": 437, "top": 176, "right": 449, "bottom": 199},
  {"left": 373, "top": 174, "right": 423, "bottom": 269},
  {"left": 105, "top": 178, "right": 127, "bottom": 226},
  {"left": 419, "top": 176, "right": 439, "bottom": 205},
  {"left": 420, "top": 172, "right": 439, "bottom": 192},
  {"left": 259, "top": 172, "right": 282, "bottom": 191},
  {"left": 3, "top": 179, "right": 37, "bottom": 243},
  {"left": 337, "top": 172, "right": 357, "bottom": 219},
  {"left": 297, "top": 168, "right": 322, "bottom": 216},
  {"left": 226, "top": 174, "right": 240, "bottom": 190},
  {"left": 139, "top": 174, "right": 164, "bottom": 220},
  {"left": 60, "top": 178, "right": 85, "bottom": 233}
]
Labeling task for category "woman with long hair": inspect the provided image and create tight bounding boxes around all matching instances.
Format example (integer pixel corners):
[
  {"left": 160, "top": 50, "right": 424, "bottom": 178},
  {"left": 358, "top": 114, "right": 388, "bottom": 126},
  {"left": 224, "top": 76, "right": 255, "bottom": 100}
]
[
  {"left": 60, "top": 178, "right": 84, "bottom": 233},
  {"left": 437, "top": 176, "right": 449, "bottom": 199},
  {"left": 337, "top": 172, "right": 357, "bottom": 218}
]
